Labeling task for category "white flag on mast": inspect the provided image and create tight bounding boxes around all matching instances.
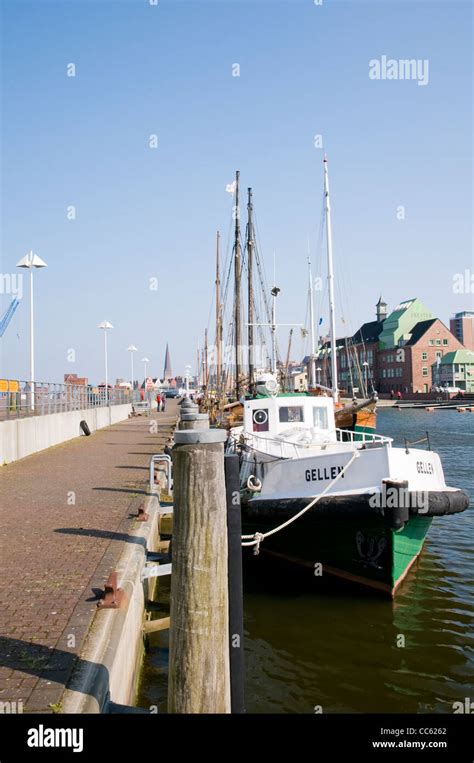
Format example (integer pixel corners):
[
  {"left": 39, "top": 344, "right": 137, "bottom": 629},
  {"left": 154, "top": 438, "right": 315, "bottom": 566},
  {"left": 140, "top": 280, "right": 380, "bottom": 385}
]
[{"left": 225, "top": 180, "right": 236, "bottom": 194}]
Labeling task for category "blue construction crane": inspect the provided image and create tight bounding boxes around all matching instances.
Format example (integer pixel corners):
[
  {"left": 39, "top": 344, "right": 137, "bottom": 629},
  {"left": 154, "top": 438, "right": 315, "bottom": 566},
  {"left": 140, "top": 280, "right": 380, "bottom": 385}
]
[{"left": 0, "top": 298, "right": 20, "bottom": 338}]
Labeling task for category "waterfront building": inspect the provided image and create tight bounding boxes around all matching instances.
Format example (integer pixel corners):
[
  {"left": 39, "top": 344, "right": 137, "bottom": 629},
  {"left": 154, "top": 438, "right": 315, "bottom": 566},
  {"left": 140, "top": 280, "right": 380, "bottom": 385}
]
[
  {"left": 319, "top": 300, "right": 386, "bottom": 395},
  {"left": 432, "top": 349, "right": 474, "bottom": 393},
  {"left": 64, "top": 373, "right": 88, "bottom": 386},
  {"left": 338, "top": 314, "right": 385, "bottom": 395},
  {"left": 378, "top": 297, "right": 434, "bottom": 349},
  {"left": 314, "top": 296, "right": 466, "bottom": 396},
  {"left": 290, "top": 369, "right": 308, "bottom": 391},
  {"left": 450, "top": 311, "right": 474, "bottom": 351},
  {"left": 377, "top": 318, "right": 463, "bottom": 394}
]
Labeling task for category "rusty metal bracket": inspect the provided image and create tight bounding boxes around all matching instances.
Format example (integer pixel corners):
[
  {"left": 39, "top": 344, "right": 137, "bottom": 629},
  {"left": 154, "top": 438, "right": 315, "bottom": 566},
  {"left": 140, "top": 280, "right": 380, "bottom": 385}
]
[
  {"left": 136, "top": 503, "right": 149, "bottom": 522},
  {"left": 97, "top": 571, "right": 125, "bottom": 609}
]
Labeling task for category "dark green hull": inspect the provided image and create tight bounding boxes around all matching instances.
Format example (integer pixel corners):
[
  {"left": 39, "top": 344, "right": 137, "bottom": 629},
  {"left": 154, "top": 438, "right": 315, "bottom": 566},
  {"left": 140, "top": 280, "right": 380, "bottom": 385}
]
[{"left": 242, "top": 511, "right": 432, "bottom": 596}]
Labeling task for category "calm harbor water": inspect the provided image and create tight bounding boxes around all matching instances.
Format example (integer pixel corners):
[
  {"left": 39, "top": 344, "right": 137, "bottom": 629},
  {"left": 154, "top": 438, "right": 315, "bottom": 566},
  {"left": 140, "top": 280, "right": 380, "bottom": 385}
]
[{"left": 137, "top": 409, "right": 474, "bottom": 713}]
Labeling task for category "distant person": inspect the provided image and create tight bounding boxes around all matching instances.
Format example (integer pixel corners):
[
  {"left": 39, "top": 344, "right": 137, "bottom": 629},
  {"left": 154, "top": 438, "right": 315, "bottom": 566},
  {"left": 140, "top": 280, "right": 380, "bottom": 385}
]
[
  {"left": 396, "top": 390, "right": 402, "bottom": 400},
  {"left": 156, "top": 393, "right": 161, "bottom": 411},
  {"left": 162, "top": 395, "right": 166, "bottom": 411},
  {"left": 390, "top": 389, "right": 394, "bottom": 400}
]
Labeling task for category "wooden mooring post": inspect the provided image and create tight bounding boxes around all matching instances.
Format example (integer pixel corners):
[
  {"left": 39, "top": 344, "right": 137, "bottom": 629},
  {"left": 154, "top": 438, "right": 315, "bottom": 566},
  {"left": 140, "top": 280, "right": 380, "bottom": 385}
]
[{"left": 168, "top": 398, "right": 231, "bottom": 713}]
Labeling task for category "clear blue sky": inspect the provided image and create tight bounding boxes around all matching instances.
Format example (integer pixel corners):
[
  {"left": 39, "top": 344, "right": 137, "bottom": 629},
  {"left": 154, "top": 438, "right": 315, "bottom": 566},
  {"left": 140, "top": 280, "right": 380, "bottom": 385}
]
[{"left": 1, "top": 0, "right": 472, "bottom": 385}]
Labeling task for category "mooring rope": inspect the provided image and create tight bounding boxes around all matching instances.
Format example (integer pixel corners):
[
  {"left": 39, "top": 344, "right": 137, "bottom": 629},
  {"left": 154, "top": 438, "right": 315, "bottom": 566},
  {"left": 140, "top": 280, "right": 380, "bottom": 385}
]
[{"left": 241, "top": 450, "right": 360, "bottom": 554}]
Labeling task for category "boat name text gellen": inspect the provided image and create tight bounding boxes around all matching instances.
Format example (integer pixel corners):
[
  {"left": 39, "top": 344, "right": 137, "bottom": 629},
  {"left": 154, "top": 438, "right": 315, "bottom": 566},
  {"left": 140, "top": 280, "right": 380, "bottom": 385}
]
[
  {"left": 416, "top": 461, "right": 434, "bottom": 475},
  {"left": 305, "top": 465, "right": 345, "bottom": 482}
]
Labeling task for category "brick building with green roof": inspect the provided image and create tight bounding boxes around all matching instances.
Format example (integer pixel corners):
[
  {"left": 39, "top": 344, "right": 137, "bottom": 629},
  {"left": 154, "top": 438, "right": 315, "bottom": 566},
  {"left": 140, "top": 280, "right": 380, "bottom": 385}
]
[
  {"left": 432, "top": 350, "right": 474, "bottom": 392},
  {"left": 378, "top": 298, "right": 434, "bottom": 349}
]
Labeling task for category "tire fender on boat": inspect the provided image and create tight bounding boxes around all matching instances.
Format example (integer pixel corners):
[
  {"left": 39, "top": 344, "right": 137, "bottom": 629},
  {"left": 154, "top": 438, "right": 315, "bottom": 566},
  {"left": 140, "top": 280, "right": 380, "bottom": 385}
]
[{"left": 382, "top": 479, "right": 410, "bottom": 530}]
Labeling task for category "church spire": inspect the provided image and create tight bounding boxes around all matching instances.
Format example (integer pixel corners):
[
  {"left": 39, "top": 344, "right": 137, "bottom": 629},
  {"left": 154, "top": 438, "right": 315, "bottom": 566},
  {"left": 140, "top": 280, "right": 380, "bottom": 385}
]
[{"left": 163, "top": 342, "right": 172, "bottom": 382}]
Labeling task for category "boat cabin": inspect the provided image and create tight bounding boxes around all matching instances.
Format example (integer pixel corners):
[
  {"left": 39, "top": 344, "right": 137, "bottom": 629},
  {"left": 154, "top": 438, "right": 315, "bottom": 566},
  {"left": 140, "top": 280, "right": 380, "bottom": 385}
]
[{"left": 243, "top": 393, "right": 337, "bottom": 445}]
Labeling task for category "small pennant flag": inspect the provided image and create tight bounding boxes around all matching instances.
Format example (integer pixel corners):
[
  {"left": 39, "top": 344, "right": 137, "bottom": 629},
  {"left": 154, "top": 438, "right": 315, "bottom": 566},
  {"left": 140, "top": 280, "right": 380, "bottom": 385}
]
[
  {"left": 319, "top": 317, "right": 323, "bottom": 325},
  {"left": 225, "top": 180, "right": 236, "bottom": 194}
]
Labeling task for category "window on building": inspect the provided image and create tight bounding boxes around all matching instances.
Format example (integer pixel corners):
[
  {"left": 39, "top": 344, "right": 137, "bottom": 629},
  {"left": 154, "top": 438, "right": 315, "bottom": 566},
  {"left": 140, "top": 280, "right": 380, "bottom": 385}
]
[
  {"left": 313, "top": 407, "right": 329, "bottom": 429},
  {"left": 443, "top": 339, "right": 448, "bottom": 346},
  {"left": 422, "top": 367, "right": 428, "bottom": 377},
  {"left": 436, "top": 351, "right": 442, "bottom": 359},
  {"left": 367, "top": 350, "right": 373, "bottom": 364},
  {"left": 436, "top": 339, "right": 441, "bottom": 345},
  {"left": 422, "top": 352, "right": 427, "bottom": 360},
  {"left": 279, "top": 406, "right": 304, "bottom": 423},
  {"left": 429, "top": 339, "right": 434, "bottom": 346},
  {"left": 382, "top": 369, "right": 386, "bottom": 378}
]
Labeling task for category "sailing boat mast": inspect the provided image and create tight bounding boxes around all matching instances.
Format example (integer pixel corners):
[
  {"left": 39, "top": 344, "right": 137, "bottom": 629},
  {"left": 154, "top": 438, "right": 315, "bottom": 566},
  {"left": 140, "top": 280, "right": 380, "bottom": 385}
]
[
  {"left": 215, "top": 231, "right": 222, "bottom": 395},
  {"left": 270, "top": 284, "right": 280, "bottom": 375},
  {"left": 234, "top": 170, "right": 242, "bottom": 399},
  {"left": 323, "top": 156, "right": 339, "bottom": 403},
  {"left": 246, "top": 188, "right": 254, "bottom": 388},
  {"left": 204, "top": 328, "right": 209, "bottom": 389},
  {"left": 308, "top": 256, "right": 316, "bottom": 388}
]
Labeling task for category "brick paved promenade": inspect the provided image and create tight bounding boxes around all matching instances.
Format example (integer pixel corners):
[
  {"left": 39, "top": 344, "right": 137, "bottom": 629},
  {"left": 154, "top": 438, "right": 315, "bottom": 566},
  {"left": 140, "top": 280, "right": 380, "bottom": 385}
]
[{"left": 0, "top": 403, "right": 177, "bottom": 713}]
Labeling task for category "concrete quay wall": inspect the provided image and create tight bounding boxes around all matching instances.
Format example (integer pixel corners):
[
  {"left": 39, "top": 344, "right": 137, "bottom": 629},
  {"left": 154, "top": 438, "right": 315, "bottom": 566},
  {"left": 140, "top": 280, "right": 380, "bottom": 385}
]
[{"left": 0, "top": 404, "right": 132, "bottom": 464}]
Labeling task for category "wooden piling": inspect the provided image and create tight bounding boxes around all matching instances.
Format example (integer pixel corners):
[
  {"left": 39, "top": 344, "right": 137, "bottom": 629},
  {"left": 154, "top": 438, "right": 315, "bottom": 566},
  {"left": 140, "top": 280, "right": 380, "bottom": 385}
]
[{"left": 167, "top": 399, "right": 230, "bottom": 714}]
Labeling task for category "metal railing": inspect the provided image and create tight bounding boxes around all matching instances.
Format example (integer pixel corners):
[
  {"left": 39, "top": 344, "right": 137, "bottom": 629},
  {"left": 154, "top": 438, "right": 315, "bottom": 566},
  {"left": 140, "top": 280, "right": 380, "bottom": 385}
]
[
  {"left": 0, "top": 380, "right": 140, "bottom": 419},
  {"left": 334, "top": 428, "right": 392, "bottom": 447},
  {"left": 404, "top": 431, "right": 431, "bottom": 454},
  {"left": 228, "top": 427, "right": 392, "bottom": 460}
]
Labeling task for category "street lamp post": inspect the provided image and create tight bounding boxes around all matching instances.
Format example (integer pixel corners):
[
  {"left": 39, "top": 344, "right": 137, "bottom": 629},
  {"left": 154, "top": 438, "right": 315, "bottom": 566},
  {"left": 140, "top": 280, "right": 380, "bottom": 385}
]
[
  {"left": 98, "top": 321, "right": 114, "bottom": 405},
  {"left": 127, "top": 345, "right": 138, "bottom": 398},
  {"left": 185, "top": 364, "right": 192, "bottom": 397},
  {"left": 363, "top": 361, "right": 369, "bottom": 396},
  {"left": 16, "top": 251, "right": 48, "bottom": 411},
  {"left": 141, "top": 357, "right": 150, "bottom": 386}
]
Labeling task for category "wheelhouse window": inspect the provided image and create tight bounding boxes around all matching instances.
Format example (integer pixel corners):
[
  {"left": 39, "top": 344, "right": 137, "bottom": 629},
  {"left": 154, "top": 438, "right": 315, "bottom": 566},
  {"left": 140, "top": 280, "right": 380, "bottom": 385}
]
[
  {"left": 252, "top": 408, "right": 269, "bottom": 432},
  {"left": 313, "top": 406, "right": 328, "bottom": 429},
  {"left": 278, "top": 406, "right": 304, "bottom": 423}
]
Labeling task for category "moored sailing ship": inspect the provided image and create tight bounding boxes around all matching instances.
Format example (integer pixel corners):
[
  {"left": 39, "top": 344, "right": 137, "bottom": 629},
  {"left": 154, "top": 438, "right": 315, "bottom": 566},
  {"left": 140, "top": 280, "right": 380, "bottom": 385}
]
[{"left": 220, "top": 158, "right": 469, "bottom": 595}]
